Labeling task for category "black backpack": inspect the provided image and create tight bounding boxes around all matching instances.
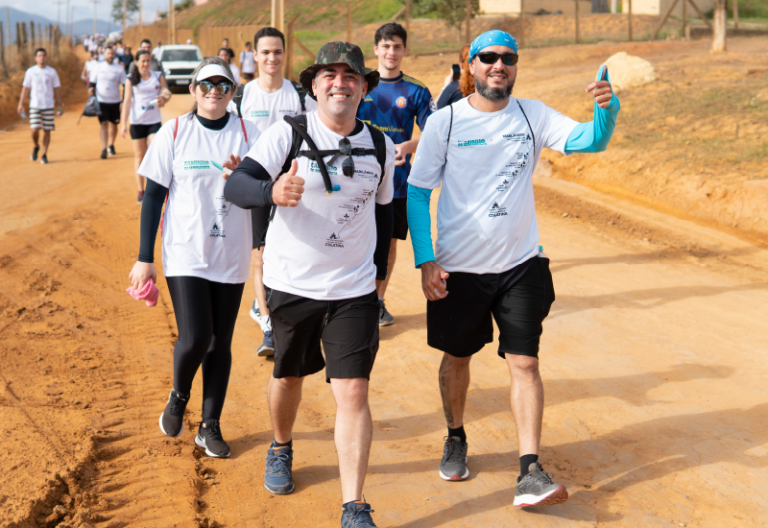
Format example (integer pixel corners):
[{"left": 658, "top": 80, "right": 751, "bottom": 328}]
[{"left": 233, "top": 80, "right": 307, "bottom": 118}]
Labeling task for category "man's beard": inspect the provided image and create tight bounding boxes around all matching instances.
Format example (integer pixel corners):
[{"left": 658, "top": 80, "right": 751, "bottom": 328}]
[{"left": 475, "top": 76, "right": 514, "bottom": 101}]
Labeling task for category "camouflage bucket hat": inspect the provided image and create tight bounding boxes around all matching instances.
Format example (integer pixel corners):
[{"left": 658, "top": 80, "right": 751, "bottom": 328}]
[{"left": 299, "top": 41, "right": 380, "bottom": 100}]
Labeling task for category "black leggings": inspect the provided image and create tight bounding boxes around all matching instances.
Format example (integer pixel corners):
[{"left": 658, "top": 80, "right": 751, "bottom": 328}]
[{"left": 166, "top": 276, "right": 245, "bottom": 421}]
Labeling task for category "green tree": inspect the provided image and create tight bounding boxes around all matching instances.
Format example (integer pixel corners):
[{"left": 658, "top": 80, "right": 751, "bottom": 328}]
[
  {"left": 412, "top": 0, "right": 480, "bottom": 29},
  {"left": 111, "top": 0, "right": 140, "bottom": 24}
]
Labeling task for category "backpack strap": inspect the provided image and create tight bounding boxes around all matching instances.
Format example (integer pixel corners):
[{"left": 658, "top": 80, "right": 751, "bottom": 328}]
[
  {"left": 516, "top": 100, "right": 536, "bottom": 155},
  {"left": 233, "top": 84, "right": 245, "bottom": 118},
  {"left": 445, "top": 104, "right": 453, "bottom": 164},
  {"left": 283, "top": 114, "right": 339, "bottom": 194},
  {"left": 364, "top": 123, "right": 388, "bottom": 188},
  {"left": 240, "top": 118, "right": 248, "bottom": 143},
  {"left": 290, "top": 80, "right": 307, "bottom": 112}
]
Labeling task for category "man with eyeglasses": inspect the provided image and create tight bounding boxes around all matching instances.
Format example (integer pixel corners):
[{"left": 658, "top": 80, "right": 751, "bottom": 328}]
[
  {"left": 224, "top": 42, "right": 394, "bottom": 528},
  {"left": 407, "top": 30, "right": 620, "bottom": 507}
]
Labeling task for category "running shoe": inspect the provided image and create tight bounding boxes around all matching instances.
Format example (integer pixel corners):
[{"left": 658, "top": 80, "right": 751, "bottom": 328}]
[
  {"left": 264, "top": 443, "right": 294, "bottom": 494},
  {"left": 159, "top": 389, "right": 188, "bottom": 437},
  {"left": 439, "top": 436, "right": 469, "bottom": 481},
  {"left": 100, "top": 148, "right": 108, "bottom": 160},
  {"left": 40, "top": 154, "right": 48, "bottom": 164},
  {"left": 341, "top": 499, "right": 377, "bottom": 528},
  {"left": 249, "top": 300, "right": 262, "bottom": 325},
  {"left": 513, "top": 461, "right": 568, "bottom": 507},
  {"left": 378, "top": 299, "right": 394, "bottom": 327},
  {"left": 31, "top": 146, "right": 39, "bottom": 161},
  {"left": 257, "top": 330, "right": 275, "bottom": 357},
  {"left": 108, "top": 144, "right": 116, "bottom": 156},
  {"left": 137, "top": 191, "right": 145, "bottom": 204},
  {"left": 195, "top": 420, "right": 231, "bottom": 458}
]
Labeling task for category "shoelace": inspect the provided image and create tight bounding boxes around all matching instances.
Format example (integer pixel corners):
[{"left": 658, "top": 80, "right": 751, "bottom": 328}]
[
  {"left": 266, "top": 451, "right": 292, "bottom": 476},
  {"left": 520, "top": 466, "right": 555, "bottom": 491},
  {"left": 346, "top": 503, "right": 376, "bottom": 527},
  {"left": 443, "top": 437, "right": 465, "bottom": 463},
  {"left": 203, "top": 421, "right": 224, "bottom": 441},
  {"left": 169, "top": 392, "right": 187, "bottom": 415}
]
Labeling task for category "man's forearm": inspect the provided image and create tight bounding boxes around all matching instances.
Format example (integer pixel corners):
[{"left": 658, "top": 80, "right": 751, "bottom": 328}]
[
  {"left": 565, "top": 94, "right": 620, "bottom": 154},
  {"left": 407, "top": 184, "right": 436, "bottom": 268}
]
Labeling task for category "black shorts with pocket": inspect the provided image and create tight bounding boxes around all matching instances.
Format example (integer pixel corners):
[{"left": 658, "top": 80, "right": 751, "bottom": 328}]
[
  {"left": 427, "top": 256, "right": 555, "bottom": 359},
  {"left": 267, "top": 288, "right": 380, "bottom": 381},
  {"left": 392, "top": 197, "right": 408, "bottom": 240},
  {"left": 98, "top": 102, "right": 121, "bottom": 124},
  {"left": 130, "top": 122, "right": 161, "bottom": 139}
]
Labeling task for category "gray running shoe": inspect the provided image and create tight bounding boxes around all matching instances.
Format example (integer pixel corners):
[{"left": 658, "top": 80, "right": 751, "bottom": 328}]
[
  {"left": 439, "top": 436, "right": 469, "bottom": 481},
  {"left": 378, "top": 299, "right": 394, "bottom": 327},
  {"left": 159, "top": 389, "right": 188, "bottom": 437},
  {"left": 257, "top": 330, "right": 275, "bottom": 357},
  {"left": 195, "top": 420, "right": 231, "bottom": 458},
  {"left": 514, "top": 461, "right": 568, "bottom": 507},
  {"left": 31, "top": 146, "right": 39, "bottom": 161},
  {"left": 264, "top": 444, "right": 294, "bottom": 494},
  {"left": 341, "top": 499, "right": 377, "bottom": 528}
]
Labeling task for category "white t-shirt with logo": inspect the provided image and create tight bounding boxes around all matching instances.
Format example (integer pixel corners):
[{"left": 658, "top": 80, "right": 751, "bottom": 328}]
[
  {"left": 409, "top": 96, "right": 579, "bottom": 275},
  {"left": 245, "top": 112, "right": 395, "bottom": 300},
  {"left": 130, "top": 71, "right": 162, "bottom": 125},
  {"left": 138, "top": 113, "right": 260, "bottom": 284},
  {"left": 240, "top": 50, "right": 255, "bottom": 73},
  {"left": 22, "top": 65, "right": 61, "bottom": 109},
  {"left": 94, "top": 61, "right": 127, "bottom": 103},
  {"left": 229, "top": 78, "right": 318, "bottom": 132}
]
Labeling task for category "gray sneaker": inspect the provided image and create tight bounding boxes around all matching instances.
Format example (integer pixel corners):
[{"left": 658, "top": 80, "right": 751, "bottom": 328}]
[
  {"left": 378, "top": 299, "right": 394, "bottom": 327},
  {"left": 439, "top": 436, "right": 469, "bottom": 481},
  {"left": 513, "top": 461, "right": 568, "bottom": 507}
]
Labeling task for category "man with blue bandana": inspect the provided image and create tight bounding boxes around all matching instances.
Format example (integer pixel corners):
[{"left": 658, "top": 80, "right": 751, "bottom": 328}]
[
  {"left": 357, "top": 22, "right": 435, "bottom": 327},
  {"left": 407, "top": 29, "right": 620, "bottom": 507}
]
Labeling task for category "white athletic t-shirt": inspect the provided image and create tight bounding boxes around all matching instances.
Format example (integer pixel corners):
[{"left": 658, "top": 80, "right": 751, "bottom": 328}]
[
  {"left": 129, "top": 71, "right": 162, "bottom": 125},
  {"left": 138, "top": 113, "right": 260, "bottom": 284},
  {"left": 239, "top": 50, "right": 255, "bottom": 73},
  {"left": 246, "top": 112, "right": 395, "bottom": 300},
  {"left": 22, "top": 65, "right": 61, "bottom": 109},
  {"left": 85, "top": 60, "right": 99, "bottom": 83},
  {"left": 94, "top": 61, "right": 127, "bottom": 103},
  {"left": 228, "top": 78, "right": 317, "bottom": 131},
  {"left": 409, "top": 96, "right": 579, "bottom": 275}
]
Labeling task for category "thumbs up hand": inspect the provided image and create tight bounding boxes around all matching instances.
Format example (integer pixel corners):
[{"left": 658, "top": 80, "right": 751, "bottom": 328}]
[
  {"left": 586, "top": 65, "right": 614, "bottom": 109},
  {"left": 272, "top": 159, "right": 305, "bottom": 207}
]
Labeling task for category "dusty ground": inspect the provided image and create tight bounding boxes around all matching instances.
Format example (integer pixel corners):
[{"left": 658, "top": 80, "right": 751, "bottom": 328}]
[{"left": 2, "top": 39, "right": 768, "bottom": 528}]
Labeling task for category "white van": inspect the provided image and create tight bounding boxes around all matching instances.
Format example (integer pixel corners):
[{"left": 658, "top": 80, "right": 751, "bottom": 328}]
[{"left": 159, "top": 45, "right": 203, "bottom": 89}]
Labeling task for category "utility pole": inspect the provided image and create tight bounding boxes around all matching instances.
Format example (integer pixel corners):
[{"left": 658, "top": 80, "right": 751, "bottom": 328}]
[
  {"left": 122, "top": 0, "right": 127, "bottom": 32},
  {"left": 465, "top": 0, "right": 471, "bottom": 44},
  {"left": 91, "top": 0, "right": 99, "bottom": 36},
  {"left": 575, "top": 0, "right": 580, "bottom": 44},
  {"left": 139, "top": 0, "right": 143, "bottom": 35},
  {"left": 405, "top": 0, "right": 410, "bottom": 33},
  {"left": 520, "top": 0, "right": 525, "bottom": 48},
  {"left": 54, "top": 0, "right": 65, "bottom": 29}
]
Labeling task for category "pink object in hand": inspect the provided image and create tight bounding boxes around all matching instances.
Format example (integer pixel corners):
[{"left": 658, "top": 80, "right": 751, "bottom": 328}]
[{"left": 126, "top": 277, "right": 160, "bottom": 307}]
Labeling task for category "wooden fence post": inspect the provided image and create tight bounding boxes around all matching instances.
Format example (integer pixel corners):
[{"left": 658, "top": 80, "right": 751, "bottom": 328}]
[
  {"left": 682, "top": 0, "right": 687, "bottom": 38},
  {"left": 346, "top": 0, "right": 352, "bottom": 43},
  {"left": 29, "top": 21, "right": 35, "bottom": 51},
  {"left": 0, "top": 22, "right": 8, "bottom": 78},
  {"left": 575, "top": 0, "right": 580, "bottom": 44},
  {"left": 733, "top": 0, "right": 738, "bottom": 30},
  {"left": 405, "top": 0, "right": 410, "bottom": 34},
  {"left": 286, "top": 13, "right": 299, "bottom": 81},
  {"left": 653, "top": 0, "right": 681, "bottom": 39},
  {"left": 465, "top": 0, "right": 472, "bottom": 44},
  {"left": 628, "top": 0, "right": 633, "bottom": 41},
  {"left": 520, "top": 0, "right": 525, "bottom": 48}
]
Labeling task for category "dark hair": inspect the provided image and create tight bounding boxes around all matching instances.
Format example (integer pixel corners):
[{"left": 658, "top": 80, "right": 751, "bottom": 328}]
[
  {"left": 245, "top": 41, "right": 251, "bottom": 47},
  {"left": 129, "top": 49, "right": 151, "bottom": 85},
  {"left": 141, "top": 38, "right": 151, "bottom": 46},
  {"left": 217, "top": 47, "right": 233, "bottom": 62},
  {"left": 34, "top": 48, "right": 47, "bottom": 56},
  {"left": 188, "top": 57, "right": 236, "bottom": 118},
  {"left": 254, "top": 27, "right": 285, "bottom": 51},
  {"left": 374, "top": 23, "right": 407, "bottom": 47}
]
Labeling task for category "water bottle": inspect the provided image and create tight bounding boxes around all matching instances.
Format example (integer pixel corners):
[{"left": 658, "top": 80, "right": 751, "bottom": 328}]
[
  {"left": 20, "top": 110, "right": 26, "bottom": 119},
  {"left": 538, "top": 245, "right": 548, "bottom": 259}
]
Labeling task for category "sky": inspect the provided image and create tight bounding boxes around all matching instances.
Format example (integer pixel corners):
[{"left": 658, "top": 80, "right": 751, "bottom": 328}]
[{"left": 0, "top": 0, "right": 177, "bottom": 26}]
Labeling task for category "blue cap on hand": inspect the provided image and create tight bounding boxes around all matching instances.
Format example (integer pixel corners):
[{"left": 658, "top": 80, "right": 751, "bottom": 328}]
[{"left": 469, "top": 30, "right": 519, "bottom": 64}]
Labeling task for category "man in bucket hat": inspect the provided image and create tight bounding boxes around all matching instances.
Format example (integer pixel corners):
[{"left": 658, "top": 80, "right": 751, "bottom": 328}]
[
  {"left": 225, "top": 42, "right": 395, "bottom": 527},
  {"left": 407, "top": 29, "right": 620, "bottom": 507}
]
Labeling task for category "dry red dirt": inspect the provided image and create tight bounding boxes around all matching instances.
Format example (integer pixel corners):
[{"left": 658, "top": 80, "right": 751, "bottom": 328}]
[{"left": 2, "top": 39, "right": 768, "bottom": 528}]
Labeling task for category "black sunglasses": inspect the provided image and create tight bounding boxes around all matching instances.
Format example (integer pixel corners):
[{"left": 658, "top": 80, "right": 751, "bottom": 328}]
[
  {"left": 197, "top": 80, "right": 234, "bottom": 94},
  {"left": 339, "top": 137, "right": 355, "bottom": 177},
  {"left": 477, "top": 52, "right": 518, "bottom": 66}
]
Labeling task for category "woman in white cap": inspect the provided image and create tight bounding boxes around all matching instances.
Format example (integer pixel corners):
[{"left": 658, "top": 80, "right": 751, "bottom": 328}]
[
  {"left": 120, "top": 49, "right": 169, "bottom": 204},
  {"left": 128, "top": 57, "right": 260, "bottom": 458}
]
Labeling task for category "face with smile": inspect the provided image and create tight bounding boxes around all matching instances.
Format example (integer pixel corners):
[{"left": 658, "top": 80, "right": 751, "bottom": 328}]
[
  {"left": 256, "top": 36, "right": 284, "bottom": 76},
  {"left": 374, "top": 36, "right": 405, "bottom": 76},
  {"left": 469, "top": 45, "right": 517, "bottom": 101},
  {"left": 190, "top": 75, "right": 233, "bottom": 117},
  {"left": 312, "top": 64, "right": 367, "bottom": 121}
]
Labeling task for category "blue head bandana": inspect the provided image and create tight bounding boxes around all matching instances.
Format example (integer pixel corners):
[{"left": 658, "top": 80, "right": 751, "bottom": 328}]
[{"left": 469, "top": 30, "right": 519, "bottom": 63}]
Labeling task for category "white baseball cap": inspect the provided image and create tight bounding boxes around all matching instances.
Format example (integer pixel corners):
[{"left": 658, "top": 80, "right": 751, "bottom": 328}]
[{"left": 195, "top": 63, "right": 235, "bottom": 84}]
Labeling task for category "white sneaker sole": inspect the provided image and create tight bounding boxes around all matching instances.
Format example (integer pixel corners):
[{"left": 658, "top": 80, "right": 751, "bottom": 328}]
[
  {"left": 514, "top": 485, "right": 568, "bottom": 507},
  {"left": 158, "top": 412, "right": 183, "bottom": 437},
  {"left": 194, "top": 434, "right": 231, "bottom": 458},
  {"left": 439, "top": 459, "right": 469, "bottom": 481},
  {"left": 257, "top": 345, "right": 275, "bottom": 357}
]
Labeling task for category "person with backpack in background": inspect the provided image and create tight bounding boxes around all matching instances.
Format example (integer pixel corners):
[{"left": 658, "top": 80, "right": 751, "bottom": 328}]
[
  {"left": 228, "top": 27, "right": 317, "bottom": 357},
  {"left": 240, "top": 41, "right": 256, "bottom": 82},
  {"left": 356, "top": 22, "right": 435, "bottom": 327},
  {"left": 224, "top": 41, "right": 394, "bottom": 528},
  {"left": 18, "top": 48, "right": 62, "bottom": 165},
  {"left": 120, "top": 49, "right": 170, "bottom": 204},
  {"left": 128, "top": 57, "right": 259, "bottom": 459}
]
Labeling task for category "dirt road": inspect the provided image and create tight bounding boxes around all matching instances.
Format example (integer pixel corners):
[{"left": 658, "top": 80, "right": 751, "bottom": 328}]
[{"left": 2, "top": 60, "right": 768, "bottom": 528}]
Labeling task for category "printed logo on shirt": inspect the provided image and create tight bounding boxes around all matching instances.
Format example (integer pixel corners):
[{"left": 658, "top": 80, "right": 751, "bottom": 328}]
[
  {"left": 310, "top": 161, "right": 338, "bottom": 175},
  {"left": 395, "top": 96, "right": 407, "bottom": 108},
  {"left": 370, "top": 123, "right": 405, "bottom": 134},
  {"left": 458, "top": 139, "right": 489, "bottom": 147},
  {"left": 249, "top": 110, "right": 269, "bottom": 118},
  {"left": 503, "top": 132, "right": 531, "bottom": 142},
  {"left": 184, "top": 160, "right": 211, "bottom": 170},
  {"left": 488, "top": 202, "right": 509, "bottom": 217},
  {"left": 496, "top": 179, "right": 512, "bottom": 192},
  {"left": 210, "top": 223, "right": 225, "bottom": 237},
  {"left": 278, "top": 109, "right": 298, "bottom": 115},
  {"left": 325, "top": 232, "right": 344, "bottom": 248}
]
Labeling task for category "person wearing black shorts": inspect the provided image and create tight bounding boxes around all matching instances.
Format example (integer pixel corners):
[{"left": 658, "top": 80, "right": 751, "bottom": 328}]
[
  {"left": 408, "top": 30, "right": 620, "bottom": 508},
  {"left": 90, "top": 45, "right": 126, "bottom": 159},
  {"left": 225, "top": 42, "right": 395, "bottom": 528}
]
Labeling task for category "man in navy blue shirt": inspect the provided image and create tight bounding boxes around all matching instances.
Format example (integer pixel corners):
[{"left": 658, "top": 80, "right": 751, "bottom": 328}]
[{"left": 357, "top": 22, "right": 435, "bottom": 326}]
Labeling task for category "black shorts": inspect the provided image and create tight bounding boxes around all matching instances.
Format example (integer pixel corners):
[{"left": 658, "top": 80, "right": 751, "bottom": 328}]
[
  {"left": 427, "top": 256, "right": 555, "bottom": 359},
  {"left": 98, "top": 102, "right": 121, "bottom": 124},
  {"left": 251, "top": 206, "right": 271, "bottom": 249},
  {"left": 392, "top": 197, "right": 408, "bottom": 240},
  {"left": 267, "top": 288, "right": 380, "bottom": 381},
  {"left": 130, "top": 122, "right": 161, "bottom": 139}
]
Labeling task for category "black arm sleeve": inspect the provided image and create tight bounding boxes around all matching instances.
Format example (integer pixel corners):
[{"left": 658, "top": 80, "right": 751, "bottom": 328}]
[
  {"left": 223, "top": 157, "right": 275, "bottom": 209},
  {"left": 374, "top": 202, "right": 394, "bottom": 281},
  {"left": 138, "top": 179, "right": 168, "bottom": 263}
]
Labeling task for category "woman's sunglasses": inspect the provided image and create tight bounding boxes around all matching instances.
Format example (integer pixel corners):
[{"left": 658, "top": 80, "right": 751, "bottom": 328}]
[
  {"left": 339, "top": 137, "right": 355, "bottom": 177},
  {"left": 197, "top": 80, "right": 234, "bottom": 95},
  {"left": 477, "top": 52, "right": 519, "bottom": 66}
]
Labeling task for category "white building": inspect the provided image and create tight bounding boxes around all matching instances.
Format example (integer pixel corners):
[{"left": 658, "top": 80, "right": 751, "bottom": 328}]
[
  {"left": 621, "top": 0, "right": 715, "bottom": 16},
  {"left": 481, "top": 0, "right": 593, "bottom": 15}
]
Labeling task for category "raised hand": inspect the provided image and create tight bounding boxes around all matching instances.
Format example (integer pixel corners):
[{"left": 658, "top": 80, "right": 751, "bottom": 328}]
[
  {"left": 586, "top": 65, "right": 614, "bottom": 109},
  {"left": 271, "top": 159, "right": 305, "bottom": 207},
  {"left": 219, "top": 154, "right": 242, "bottom": 180},
  {"left": 420, "top": 260, "right": 450, "bottom": 301}
]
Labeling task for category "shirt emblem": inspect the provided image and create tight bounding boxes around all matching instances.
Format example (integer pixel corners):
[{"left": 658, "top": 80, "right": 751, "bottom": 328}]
[{"left": 395, "top": 96, "right": 407, "bottom": 108}]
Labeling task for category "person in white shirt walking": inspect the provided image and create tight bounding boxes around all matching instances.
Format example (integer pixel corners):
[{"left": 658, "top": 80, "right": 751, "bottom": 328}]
[
  {"left": 239, "top": 42, "right": 256, "bottom": 82},
  {"left": 81, "top": 51, "right": 99, "bottom": 87},
  {"left": 152, "top": 41, "right": 162, "bottom": 62},
  {"left": 17, "top": 48, "right": 62, "bottom": 165},
  {"left": 228, "top": 26, "right": 317, "bottom": 357},
  {"left": 408, "top": 30, "right": 620, "bottom": 508},
  {"left": 218, "top": 48, "right": 240, "bottom": 85},
  {"left": 224, "top": 42, "right": 394, "bottom": 527},
  {"left": 90, "top": 45, "right": 127, "bottom": 159},
  {"left": 129, "top": 58, "right": 259, "bottom": 459},
  {"left": 120, "top": 49, "right": 170, "bottom": 204}
]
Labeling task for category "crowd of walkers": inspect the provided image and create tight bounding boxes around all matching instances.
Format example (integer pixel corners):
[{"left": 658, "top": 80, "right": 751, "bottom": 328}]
[{"left": 18, "top": 22, "right": 620, "bottom": 528}]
